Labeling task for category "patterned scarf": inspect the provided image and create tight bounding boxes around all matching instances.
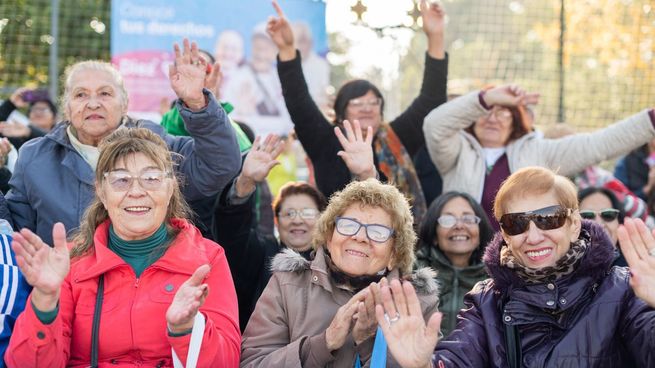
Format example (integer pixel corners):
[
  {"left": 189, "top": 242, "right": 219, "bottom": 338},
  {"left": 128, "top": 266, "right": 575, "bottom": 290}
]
[
  {"left": 374, "top": 124, "right": 427, "bottom": 223},
  {"left": 499, "top": 236, "right": 589, "bottom": 284}
]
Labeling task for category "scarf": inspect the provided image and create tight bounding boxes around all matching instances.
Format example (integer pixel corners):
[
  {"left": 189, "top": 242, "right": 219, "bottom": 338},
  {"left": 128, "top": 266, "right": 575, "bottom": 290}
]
[
  {"left": 374, "top": 124, "right": 427, "bottom": 223},
  {"left": 499, "top": 236, "right": 589, "bottom": 284},
  {"left": 324, "top": 248, "right": 388, "bottom": 292}
]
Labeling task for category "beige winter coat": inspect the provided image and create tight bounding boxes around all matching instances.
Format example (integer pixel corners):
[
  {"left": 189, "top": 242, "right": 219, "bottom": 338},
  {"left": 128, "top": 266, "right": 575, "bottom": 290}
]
[
  {"left": 423, "top": 91, "right": 655, "bottom": 200},
  {"left": 240, "top": 247, "right": 440, "bottom": 368}
]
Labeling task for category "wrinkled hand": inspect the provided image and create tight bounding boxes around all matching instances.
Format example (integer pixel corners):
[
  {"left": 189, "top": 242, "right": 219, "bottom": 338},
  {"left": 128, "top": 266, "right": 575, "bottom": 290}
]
[
  {"left": 11, "top": 223, "right": 70, "bottom": 311},
  {"left": 0, "top": 120, "right": 30, "bottom": 138},
  {"left": 375, "top": 279, "right": 442, "bottom": 368},
  {"left": 335, "top": 120, "right": 376, "bottom": 180},
  {"left": 482, "top": 84, "right": 540, "bottom": 108},
  {"left": 352, "top": 278, "right": 387, "bottom": 345},
  {"left": 617, "top": 218, "right": 655, "bottom": 308},
  {"left": 325, "top": 287, "right": 369, "bottom": 351},
  {"left": 420, "top": 0, "right": 446, "bottom": 37},
  {"left": 169, "top": 39, "right": 215, "bottom": 111},
  {"left": 267, "top": 1, "right": 296, "bottom": 60},
  {"left": 166, "top": 264, "right": 210, "bottom": 333},
  {"left": 203, "top": 59, "right": 223, "bottom": 98},
  {"left": 10, "top": 87, "right": 30, "bottom": 108}
]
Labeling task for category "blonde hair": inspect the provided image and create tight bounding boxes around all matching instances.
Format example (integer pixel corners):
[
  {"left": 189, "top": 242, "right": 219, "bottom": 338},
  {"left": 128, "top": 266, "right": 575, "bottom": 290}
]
[
  {"left": 70, "top": 128, "right": 191, "bottom": 258},
  {"left": 313, "top": 179, "right": 417, "bottom": 274},
  {"left": 61, "top": 60, "right": 128, "bottom": 120},
  {"left": 494, "top": 166, "right": 579, "bottom": 220}
]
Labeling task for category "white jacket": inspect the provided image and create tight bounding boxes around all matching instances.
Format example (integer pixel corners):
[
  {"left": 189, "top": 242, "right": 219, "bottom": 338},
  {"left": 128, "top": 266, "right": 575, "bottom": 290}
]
[{"left": 424, "top": 91, "right": 655, "bottom": 201}]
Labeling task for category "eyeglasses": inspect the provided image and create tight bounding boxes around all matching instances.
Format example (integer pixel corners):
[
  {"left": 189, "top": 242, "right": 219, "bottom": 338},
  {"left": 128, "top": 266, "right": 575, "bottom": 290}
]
[
  {"left": 103, "top": 170, "right": 171, "bottom": 192},
  {"left": 437, "top": 214, "right": 481, "bottom": 228},
  {"left": 487, "top": 107, "right": 512, "bottom": 123},
  {"left": 580, "top": 208, "right": 619, "bottom": 222},
  {"left": 348, "top": 98, "right": 382, "bottom": 110},
  {"left": 499, "top": 205, "right": 572, "bottom": 236},
  {"left": 279, "top": 208, "right": 319, "bottom": 221},
  {"left": 335, "top": 216, "right": 395, "bottom": 243}
]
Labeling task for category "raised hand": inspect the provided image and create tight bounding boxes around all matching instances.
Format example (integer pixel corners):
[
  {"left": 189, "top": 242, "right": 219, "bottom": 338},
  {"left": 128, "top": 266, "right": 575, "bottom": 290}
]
[
  {"left": 375, "top": 279, "right": 442, "bottom": 368},
  {"left": 235, "top": 135, "right": 285, "bottom": 198},
  {"left": 617, "top": 218, "right": 655, "bottom": 308},
  {"left": 11, "top": 223, "right": 70, "bottom": 311},
  {"left": 335, "top": 120, "right": 376, "bottom": 180},
  {"left": 166, "top": 264, "right": 211, "bottom": 333},
  {"left": 0, "top": 121, "right": 30, "bottom": 138},
  {"left": 325, "top": 287, "right": 369, "bottom": 351},
  {"left": 352, "top": 278, "right": 387, "bottom": 345},
  {"left": 9, "top": 87, "right": 30, "bottom": 109},
  {"left": 267, "top": 0, "right": 296, "bottom": 61},
  {"left": 421, "top": 0, "right": 445, "bottom": 37},
  {"left": 482, "top": 84, "right": 540, "bottom": 108},
  {"left": 169, "top": 39, "right": 210, "bottom": 111},
  {"left": 202, "top": 59, "right": 223, "bottom": 99}
]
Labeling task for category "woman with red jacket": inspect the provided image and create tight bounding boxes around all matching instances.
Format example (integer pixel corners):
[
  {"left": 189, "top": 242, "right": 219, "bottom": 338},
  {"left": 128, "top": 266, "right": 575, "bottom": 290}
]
[{"left": 6, "top": 127, "right": 240, "bottom": 367}]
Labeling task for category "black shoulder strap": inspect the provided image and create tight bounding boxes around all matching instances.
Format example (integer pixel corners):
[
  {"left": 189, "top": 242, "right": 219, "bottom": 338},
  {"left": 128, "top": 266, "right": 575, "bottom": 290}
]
[
  {"left": 502, "top": 296, "right": 522, "bottom": 368},
  {"left": 90, "top": 274, "right": 105, "bottom": 368}
]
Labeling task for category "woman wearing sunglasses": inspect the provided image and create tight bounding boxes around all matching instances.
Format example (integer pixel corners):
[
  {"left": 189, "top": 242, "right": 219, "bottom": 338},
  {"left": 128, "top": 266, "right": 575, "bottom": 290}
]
[
  {"left": 375, "top": 167, "right": 655, "bottom": 368},
  {"left": 578, "top": 187, "right": 628, "bottom": 267},
  {"left": 7, "top": 128, "right": 240, "bottom": 367},
  {"left": 416, "top": 192, "right": 494, "bottom": 336},
  {"left": 240, "top": 179, "right": 439, "bottom": 367}
]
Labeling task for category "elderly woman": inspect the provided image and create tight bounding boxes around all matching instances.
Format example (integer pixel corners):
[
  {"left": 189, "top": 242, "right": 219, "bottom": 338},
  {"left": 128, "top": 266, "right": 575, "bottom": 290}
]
[
  {"left": 267, "top": 0, "right": 447, "bottom": 222},
  {"left": 240, "top": 179, "right": 439, "bottom": 367},
  {"left": 376, "top": 167, "right": 655, "bottom": 368},
  {"left": 7, "top": 39, "right": 240, "bottom": 245},
  {"left": 416, "top": 191, "right": 494, "bottom": 336},
  {"left": 6, "top": 128, "right": 240, "bottom": 367},
  {"left": 424, "top": 84, "right": 655, "bottom": 228},
  {"left": 578, "top": 187, "right": 628, "bottom": 267}
]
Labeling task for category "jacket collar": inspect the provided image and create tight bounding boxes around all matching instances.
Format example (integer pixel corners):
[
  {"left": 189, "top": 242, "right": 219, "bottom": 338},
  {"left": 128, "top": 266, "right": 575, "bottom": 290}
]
[
  {"left": 75, "top": 218, "right": 209, "bottom": 281},
  {"left": 270, "top": 246, "right": 439, "bottom": 295},
  {"left": 483, "top": 220, "right": 615, "bottom": 292}
]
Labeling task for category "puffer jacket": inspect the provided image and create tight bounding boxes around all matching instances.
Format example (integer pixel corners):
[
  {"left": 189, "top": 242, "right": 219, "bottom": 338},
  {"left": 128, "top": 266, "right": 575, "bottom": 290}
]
[
  {"left": 6, "top": 218, "right": 241, "bottom": 368},
  {"left": 415, "top": 246, "right": 487, "bottom": 337},
  {"left": 240, "top": 247, "right": 440, "bottom": 368},
  {"left": 433, "top": 221, "right": 655, "bottom": 367},
  {"left": 7, "top": 91, "right": 240, "bottom": 245}
]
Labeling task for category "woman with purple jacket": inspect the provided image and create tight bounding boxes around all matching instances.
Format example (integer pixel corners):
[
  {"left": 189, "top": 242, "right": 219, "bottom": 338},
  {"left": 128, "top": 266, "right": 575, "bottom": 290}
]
[{"left": 376, "top": 167, "right": 655, "bottom": 368}]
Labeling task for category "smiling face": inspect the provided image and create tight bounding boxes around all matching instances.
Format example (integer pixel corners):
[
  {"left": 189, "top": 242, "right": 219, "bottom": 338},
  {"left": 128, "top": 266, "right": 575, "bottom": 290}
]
[
  {"left": 473, "top": 106, "right": 514, "bottom": 148},
  {"left": 344, "top": 90, "right": 383, "bottom": 135},
  {"left": 29, "top": 101, "right": 56, "bottom": 131},
  {"left": 502, "top": 191, "right": 581, "bottom": 269},
  {"left": 436, "top": 196, "right": 480, "bottom": 266},
  {"left": 326, "top": 203, "right": 394, "bottom": 277},
  {"left": 66, "top": 69, "right": 126, "bottom": 146},
  {"left": 98, "top": 152, "right": 173, "bottom": 241},
  {"left": 276, "top": 194, "right": 320, "bottom": 252}
]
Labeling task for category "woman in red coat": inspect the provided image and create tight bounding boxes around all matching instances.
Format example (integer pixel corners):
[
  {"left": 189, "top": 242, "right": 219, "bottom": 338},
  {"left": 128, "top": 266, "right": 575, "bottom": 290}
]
[{"left": 6, "top": 126, "right": 240, "bottom": 367}]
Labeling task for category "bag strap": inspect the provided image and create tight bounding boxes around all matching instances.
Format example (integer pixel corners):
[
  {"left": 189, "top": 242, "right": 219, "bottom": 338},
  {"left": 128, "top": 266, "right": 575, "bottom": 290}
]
[
  {"left": 90, "top": 274, "right": 105, "bottom": 368},
  {"left": 172, "top": 312, "right": 206, "bottom": 368},
  {"left": 501, "top": 296, "right": 522, "bottom": 368},
  {"left": 354, "top": 327, "right": 387, "bottom": 368}
]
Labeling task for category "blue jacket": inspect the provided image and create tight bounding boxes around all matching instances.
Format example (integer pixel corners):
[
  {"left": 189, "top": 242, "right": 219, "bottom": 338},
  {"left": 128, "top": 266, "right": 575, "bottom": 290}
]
[
  {"left": 6, "top": 92, "right": 241, "bottom": 244},
  {"left": 0, "top": 193, "right": 30, "bottom": 367}
]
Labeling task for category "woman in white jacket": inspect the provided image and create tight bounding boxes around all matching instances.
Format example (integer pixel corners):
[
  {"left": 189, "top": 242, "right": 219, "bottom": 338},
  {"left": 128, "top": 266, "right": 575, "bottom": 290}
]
[{"left": 423, "top": 85, "right": 655, "bottom": 229}]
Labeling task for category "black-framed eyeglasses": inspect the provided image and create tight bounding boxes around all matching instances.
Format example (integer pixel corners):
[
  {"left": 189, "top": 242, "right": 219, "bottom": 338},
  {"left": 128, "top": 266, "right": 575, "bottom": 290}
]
[
  {"left": 580, "top": 208, "right": 619, "bottom": 222},
  {"left": 103, "top": 170, "right": 171, "bottom": 192},
  {"left": 437, "top": 214, "right": 481, "bottom": 228},
  {"left": 335, "top": 216, "right": 395, "bottom": 243},
  {"left": 499, "top": 205, "right": 572, "bottom": 236},
  {"left": 279, "top": 208, "right": 319, "bottom": 220}
]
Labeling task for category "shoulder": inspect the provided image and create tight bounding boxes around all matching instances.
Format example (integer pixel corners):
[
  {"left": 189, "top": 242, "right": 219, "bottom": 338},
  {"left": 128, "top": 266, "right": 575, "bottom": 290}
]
[
  {"left": 270, "top": 248, "right": 311, "bottom": 273},
  {"left": 408, "top": 267, "right": 440, "bottom": 295}
]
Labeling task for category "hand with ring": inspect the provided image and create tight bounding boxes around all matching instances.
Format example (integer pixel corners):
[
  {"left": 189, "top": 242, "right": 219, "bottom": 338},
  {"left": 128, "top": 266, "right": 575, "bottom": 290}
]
[
  {"left": 375, "top": 279, "right": 442, "bottom": 368},
  {"left": 617, "top": 218, "right": 655, "bottom": 308}
]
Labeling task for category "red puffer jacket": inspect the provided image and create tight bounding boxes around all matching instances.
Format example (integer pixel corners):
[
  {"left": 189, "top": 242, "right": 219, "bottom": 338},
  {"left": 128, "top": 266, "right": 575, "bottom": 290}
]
[{"left": 6, "top": 218, "right": 240, "bottom": 367}]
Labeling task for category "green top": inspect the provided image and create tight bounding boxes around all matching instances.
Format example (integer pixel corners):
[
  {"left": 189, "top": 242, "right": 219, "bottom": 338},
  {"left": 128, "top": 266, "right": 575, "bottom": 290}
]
[
  {"left": 160, "top": 101, "right": 252, "bottom": 152},
  {"left": 108, "top": 223, "right": 170, "bottom": 278}
]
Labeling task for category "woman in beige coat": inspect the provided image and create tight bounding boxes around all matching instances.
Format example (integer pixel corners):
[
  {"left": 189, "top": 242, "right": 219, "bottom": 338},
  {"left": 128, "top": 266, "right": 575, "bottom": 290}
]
[{"left": 240, "top": 179, "right": 439, "bottom": 367}]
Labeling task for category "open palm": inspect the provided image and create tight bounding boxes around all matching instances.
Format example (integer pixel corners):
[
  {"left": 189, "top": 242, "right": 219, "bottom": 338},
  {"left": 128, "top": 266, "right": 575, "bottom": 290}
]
[
  {"left": 617, "top": 218, "right": 655, "bottom": 308},
  {"left": 166, "top": 264, "right": 210, "bottom": 332},
  {"left": 11, "top": 223, "right": 70, "bottom": 295},
  {"left": 169, "top": 39, "right": 206, "bottom": 107}
]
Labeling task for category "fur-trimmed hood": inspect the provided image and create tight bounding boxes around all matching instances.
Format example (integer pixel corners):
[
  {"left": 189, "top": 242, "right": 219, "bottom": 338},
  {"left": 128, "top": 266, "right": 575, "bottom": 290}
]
[
  {"left": 483, "top": 220, "right": 615, "bottom": 291},
  {"left": 271, "top": 248, "right": 440, "bottom": 295}
]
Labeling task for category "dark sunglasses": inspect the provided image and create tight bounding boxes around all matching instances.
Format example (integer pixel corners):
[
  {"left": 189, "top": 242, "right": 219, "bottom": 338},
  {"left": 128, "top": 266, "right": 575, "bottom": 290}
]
[
  {"left": 499, "top": 205, "right": 572, "bottom": 236},
  {"left": 579, "top": 208, "right": 619, "bottom": 222}
]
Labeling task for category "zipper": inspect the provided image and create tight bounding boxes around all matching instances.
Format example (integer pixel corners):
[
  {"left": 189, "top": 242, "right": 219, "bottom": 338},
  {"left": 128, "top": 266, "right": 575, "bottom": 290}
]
[{"left": 450, "top": 268, "right": 460, "bottom": 332}]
